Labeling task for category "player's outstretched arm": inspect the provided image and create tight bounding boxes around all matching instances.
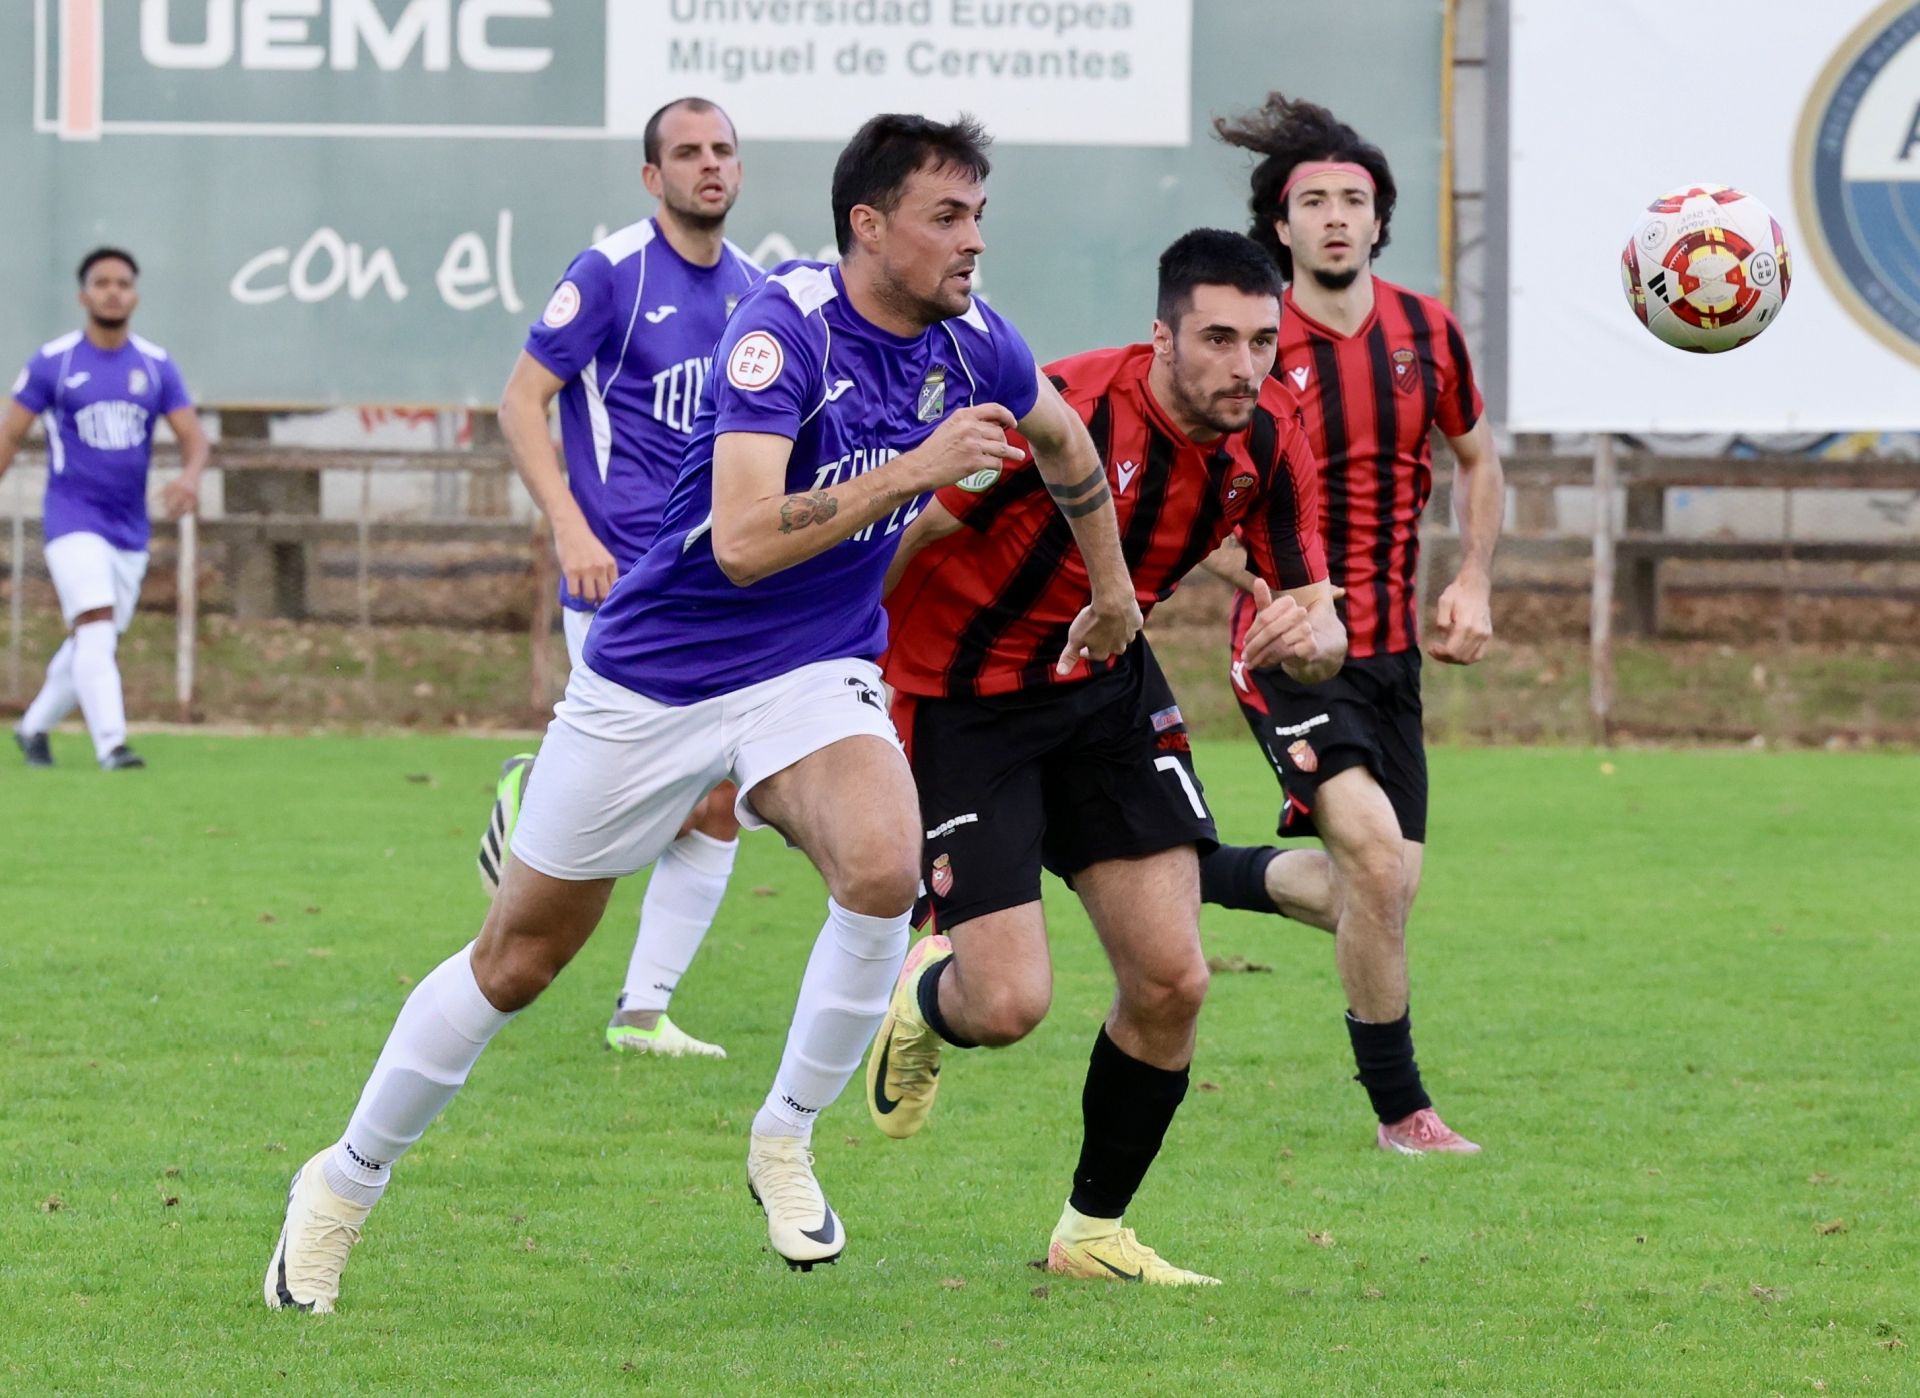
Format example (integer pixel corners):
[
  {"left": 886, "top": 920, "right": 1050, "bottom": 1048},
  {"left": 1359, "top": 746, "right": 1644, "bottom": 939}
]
[
  {"left": 1430, "top": 415, "right": 1502, "bottom": 666},
  {"left": 159, "top": 407, "right": 211, "bottom": 518},
  {"left": 498, "top": 351, "right": 618, "bottom": 604},
  {"left": 1014, "top": 369, "right": 1142, "bottom": 672},
  {"left": 1242, "top": 577, "right": 1347, "bottom": 684},
  {"left": 1197, "top": 533, "right": 1258, "bottom": 593},
  {"left": 710, "top": 406, "right": 1023, "bottom": 587}
]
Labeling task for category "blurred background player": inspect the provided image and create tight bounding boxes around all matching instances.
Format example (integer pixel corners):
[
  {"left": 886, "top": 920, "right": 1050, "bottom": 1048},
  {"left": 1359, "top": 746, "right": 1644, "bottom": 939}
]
[
  {"left": 265, "top": 114, "right": 1140, "bottom": 1310},
  {"left": 1201, "top": 94, "right": 1504, "bottom": 1155},
  {"left": 488, "top": 97, "right": 762, "bottom": 1059},
  {"left": 2, "top": 248, "right": 208, "bottom": 771},
  {"left": 870, "top": 230, "right": 1343, "bottom": 1284}
]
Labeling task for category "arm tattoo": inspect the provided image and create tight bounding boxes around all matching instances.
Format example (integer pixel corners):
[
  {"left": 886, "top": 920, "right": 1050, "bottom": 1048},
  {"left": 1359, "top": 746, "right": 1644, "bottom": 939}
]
[
  {"left": 778, "top": 491, "right": 840, "bottom": 534},
  {"left": 1046, "top": 464, "right": 1107, "bottom": 504},
  {"left": 1056, "top": 482, "right": 1112, "bottom": 518}
]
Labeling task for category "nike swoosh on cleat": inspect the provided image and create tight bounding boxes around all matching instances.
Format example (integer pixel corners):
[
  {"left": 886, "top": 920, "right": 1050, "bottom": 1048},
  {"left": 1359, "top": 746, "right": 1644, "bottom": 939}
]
[
  {"left": 801, "top": 1209, "right": 838, "bottom": 1246},
  {"left": 872, "top": 1023, "right": 903, "bottom": 1114},
  {"left": 1092, "top": 1255, "right": 1142, "bottom": 1282}
]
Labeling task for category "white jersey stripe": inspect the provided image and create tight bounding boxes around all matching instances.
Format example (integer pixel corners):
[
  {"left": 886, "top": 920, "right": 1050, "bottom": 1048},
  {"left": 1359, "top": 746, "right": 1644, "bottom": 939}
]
[{"left": 580, "top": 358, "right": 614, "bottom": 484}]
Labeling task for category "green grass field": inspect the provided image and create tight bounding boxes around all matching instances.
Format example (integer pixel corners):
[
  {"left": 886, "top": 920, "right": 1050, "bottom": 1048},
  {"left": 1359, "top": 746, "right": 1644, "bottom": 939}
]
[{"left": 3, "top": 733, "right": 1916, "bottom": 1394}]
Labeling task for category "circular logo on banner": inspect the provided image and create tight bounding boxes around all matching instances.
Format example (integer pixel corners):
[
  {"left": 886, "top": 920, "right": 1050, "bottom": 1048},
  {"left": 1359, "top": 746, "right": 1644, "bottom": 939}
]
[
  {"left": 542, "top": 281, "right": 581, "bottom": 328},
  {"left": 726, "top": 331, "right": 784, "bottom": 391},
  {"left": 1796, "top": 1, "right": 1920, "bottom": 365}
]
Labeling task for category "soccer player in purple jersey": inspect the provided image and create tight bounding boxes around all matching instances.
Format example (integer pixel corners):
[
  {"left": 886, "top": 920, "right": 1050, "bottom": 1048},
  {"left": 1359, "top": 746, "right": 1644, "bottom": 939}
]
[
  {"left": 485, "top": 97, "right": 763, "bottom": 1061},
  {"left": 1, "top": 248, "right": 209, "bottom": 770},
  {"left": 266, "top": 114, "right": 1142, "bottom": 1310}
]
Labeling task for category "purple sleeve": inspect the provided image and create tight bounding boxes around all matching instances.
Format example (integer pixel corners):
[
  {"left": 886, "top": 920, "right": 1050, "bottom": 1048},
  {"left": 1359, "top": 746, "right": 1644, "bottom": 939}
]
[
  {"left": 976, "top": 302, "right": 1039, "bottom": 420},
  {"left": 524, "top": 251, "right": 617, "bottom": 381},
  {"left": 11, "top": 357, "right": 52, "bottom": 414},
  {"left": 711, "top": 288, "right": 819, "bottom": 442},
  {"left": 156, "top": 355, "right": 192, "bottom": 414}
]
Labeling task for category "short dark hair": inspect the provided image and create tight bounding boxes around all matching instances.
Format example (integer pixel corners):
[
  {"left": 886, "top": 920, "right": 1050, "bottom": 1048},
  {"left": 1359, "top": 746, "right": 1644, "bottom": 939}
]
[
  {"left": 830, "top": 113, "right": 992, "bottom": 255},
  {"left": 1156, "top": 229, "right": 1283, "bottom": 328},
  {"left": 1212, "top": 92, "right": 1397, "bottom": 282},
  {"left": 642, "top": 97, "right": 735, "bottom": 166},
  {"left": 78, "top": 247, "right": 139, "bottom": 284}
]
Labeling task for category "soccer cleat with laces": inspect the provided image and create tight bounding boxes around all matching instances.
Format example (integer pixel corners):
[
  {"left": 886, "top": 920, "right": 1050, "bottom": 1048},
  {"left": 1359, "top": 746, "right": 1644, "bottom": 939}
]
[
  {"left": 1045, "top": 1225, "right": 1221, "bottom": 1287},
  {"left": 865, "top": 933, "right": 951, "bottom": 1139},
  {"left": 746, "top": 1132, "right": 843, "bottom": 1271},
  {"left": 605, "top": 1009, "right": 726, "bottom": 1059},
  {"left": 15, "top": 730, "right": 53, "bottom": 767},
  {"left": 1377, "top": 1106, "right": 1481, "bottom": 1155},
  {"left": 264, "top": 1152, "right": 373, "bottom": 1314},
  {"left": 477, "top": 753, "right": 535, "bottom": 896}
]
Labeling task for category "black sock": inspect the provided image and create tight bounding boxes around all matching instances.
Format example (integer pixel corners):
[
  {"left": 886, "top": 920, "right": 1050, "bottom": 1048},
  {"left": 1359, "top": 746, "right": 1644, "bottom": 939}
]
[
  {"left": 1198, "top": 843, "right": 1283, "bottom": 915},
  {"left": 1068, "top": 1027, "right": 1190, "bottom": 1220},
  {"left": 916, "top": 955, "right": 978, "bottom": 1049},
  {"left": 1345, "top": 1009, "right": 1432, "bottom": 1124}
]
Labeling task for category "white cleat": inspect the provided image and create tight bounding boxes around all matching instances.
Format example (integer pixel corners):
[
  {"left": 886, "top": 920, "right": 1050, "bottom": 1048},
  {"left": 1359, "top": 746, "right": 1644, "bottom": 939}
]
[
  {"left": 605, "top": 1012, "right": 727, "bottom": 1059},
  {"left": 263, "top": 1152, "right": 372, "bottom": 1314},
  {"left": 746, "top": 1133, "right": 844, "bottom": 1271}
]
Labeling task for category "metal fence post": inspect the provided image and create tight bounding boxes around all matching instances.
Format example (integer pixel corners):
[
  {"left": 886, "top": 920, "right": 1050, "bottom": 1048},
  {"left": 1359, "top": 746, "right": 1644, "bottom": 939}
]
[
  {"left": 175, "top": 513, "right": 197, "bottom": 720},
  {"left": 530, "top": 520, "right": 556, "bottom": 717},
  {"left": 8, "top": 477, "right": 24, "bottom": 705},
  {"left": 358, "top": 464, "right": 375, "bottom": 712},
  {"left": 1590, "top": 433, "right": 1617, "bottom": 746}
]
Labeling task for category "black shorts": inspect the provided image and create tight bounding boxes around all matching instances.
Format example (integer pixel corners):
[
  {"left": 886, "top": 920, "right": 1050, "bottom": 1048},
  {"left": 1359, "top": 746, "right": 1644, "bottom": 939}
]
[
  {"left": 893, "top": 641, "right": 1218, "bottom": 930},
  {"left": 1231, "top": 649, "right": 1428, "bottom": 843}
]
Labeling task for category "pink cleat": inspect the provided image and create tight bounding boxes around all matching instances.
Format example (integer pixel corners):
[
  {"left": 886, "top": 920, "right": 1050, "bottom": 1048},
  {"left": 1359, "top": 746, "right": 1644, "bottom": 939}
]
[{"left": 1377, "top": 1107, "right": 1480, "bottom": 1155}]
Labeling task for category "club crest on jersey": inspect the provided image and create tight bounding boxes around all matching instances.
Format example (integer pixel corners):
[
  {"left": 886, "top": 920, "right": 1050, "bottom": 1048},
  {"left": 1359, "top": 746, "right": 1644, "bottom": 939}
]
[
  {"left": 1287, "top": 738, "right": 1319, "bottom": 773},
  {"left": 128, "top": 368, "right": 149, "bottom": 395},
  {"left": 1390, "top": 348, "right": 1418, "bottom": 396},
  {"left": 1225, "top": 469, "right": 1257, "bottom": 503},
  {"left": 916, "top": 365, "right": 948, "bottom": 422},
  {"left": 930, "top": 853, "right": 954, "bottom": 898}
]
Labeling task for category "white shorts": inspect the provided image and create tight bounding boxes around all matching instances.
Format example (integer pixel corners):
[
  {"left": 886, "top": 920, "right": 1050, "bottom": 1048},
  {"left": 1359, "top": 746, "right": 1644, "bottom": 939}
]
[
  {"left": 45, "top": 531, "right": 149, "bottom": 632},
  {"left": 562, "top": 607, "right": 592, "bottom": 671},
  {"left": 508, "top": 656, "right": 901, "bottom": 882}
]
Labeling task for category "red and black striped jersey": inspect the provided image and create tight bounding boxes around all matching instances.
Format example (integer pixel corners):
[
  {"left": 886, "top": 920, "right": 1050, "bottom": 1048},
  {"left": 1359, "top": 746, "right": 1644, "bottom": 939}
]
[
  {"left": 1258, "top": 278, "right": 1483, "bottom": 659},
  {"left": 885, "top": 342, "right": 1327, "bottom": 700}
]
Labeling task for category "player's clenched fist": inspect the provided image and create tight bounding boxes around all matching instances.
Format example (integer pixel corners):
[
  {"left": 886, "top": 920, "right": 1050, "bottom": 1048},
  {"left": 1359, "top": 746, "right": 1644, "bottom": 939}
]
[
  {"left": 908, "top": 403, "right": 1026, "bottom": 490},
  {"left": 1240, "top": 578, "right": 1321, "bottom": 672},
  {"left": 554, "top": 517, "right": 619, "bottom": 604}
]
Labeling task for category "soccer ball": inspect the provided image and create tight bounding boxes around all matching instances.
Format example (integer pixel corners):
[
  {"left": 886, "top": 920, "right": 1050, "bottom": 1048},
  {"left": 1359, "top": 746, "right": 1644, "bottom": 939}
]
[{"left": 1620, "top": 185, "right": 1790, "bottom": 352}]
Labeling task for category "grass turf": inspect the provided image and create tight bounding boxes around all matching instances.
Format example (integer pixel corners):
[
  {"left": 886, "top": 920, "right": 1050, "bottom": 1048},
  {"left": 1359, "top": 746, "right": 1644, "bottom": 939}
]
[{"left": 2, "top": 733, "right": 1915, "bottom": 1393}]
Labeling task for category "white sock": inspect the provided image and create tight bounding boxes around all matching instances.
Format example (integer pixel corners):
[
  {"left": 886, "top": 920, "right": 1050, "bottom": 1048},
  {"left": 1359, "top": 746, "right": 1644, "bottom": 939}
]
[
  {"left": 21, "top": 638, "right": 79, "bottom": 736},
  {"left": 621, "top": 830, "right": 738, "bottom": 1013},
  {"left": 753, "top": 898, "right": 909, "bottom": 1140},
  {"left": 322, "top": 942, "right": 515, "bottom": 1206},
  {"left": 70, "top": 620, "right": 127, "bottom": 761}
]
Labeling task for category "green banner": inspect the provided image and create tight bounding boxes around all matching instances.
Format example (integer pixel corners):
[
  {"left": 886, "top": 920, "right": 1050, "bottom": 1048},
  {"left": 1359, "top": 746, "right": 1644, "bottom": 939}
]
[{"left": 4, "top": 0, "right": 1445, "bottom": 405}]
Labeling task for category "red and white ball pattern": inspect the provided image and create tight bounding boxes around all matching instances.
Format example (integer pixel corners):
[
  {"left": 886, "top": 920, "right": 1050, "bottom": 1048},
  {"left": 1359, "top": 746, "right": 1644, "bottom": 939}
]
[{"left": 1621, "top": 185, "right": 1791, "bottom": 353}]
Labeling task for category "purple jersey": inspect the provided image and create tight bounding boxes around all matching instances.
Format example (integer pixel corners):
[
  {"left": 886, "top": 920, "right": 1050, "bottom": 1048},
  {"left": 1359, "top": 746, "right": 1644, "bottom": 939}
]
[
  {"left": 524, "top": 218, "right": 762, "bottom": 611},
  {"left": 585, "top": 261, "right": 1041, "bottom": 706},
  {"left": 11, "top": 331, "right": 192, "bottom": 551}
]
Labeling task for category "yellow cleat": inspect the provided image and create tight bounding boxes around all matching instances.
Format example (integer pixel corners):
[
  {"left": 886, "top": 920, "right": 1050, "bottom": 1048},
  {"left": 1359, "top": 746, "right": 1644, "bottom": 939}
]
[
  {"left": 1045, "top": 1227, "right": 1221, "bottom": 1287},
  {"left": 865, "top": 933, "right": 951, "bottom": 1139}
]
